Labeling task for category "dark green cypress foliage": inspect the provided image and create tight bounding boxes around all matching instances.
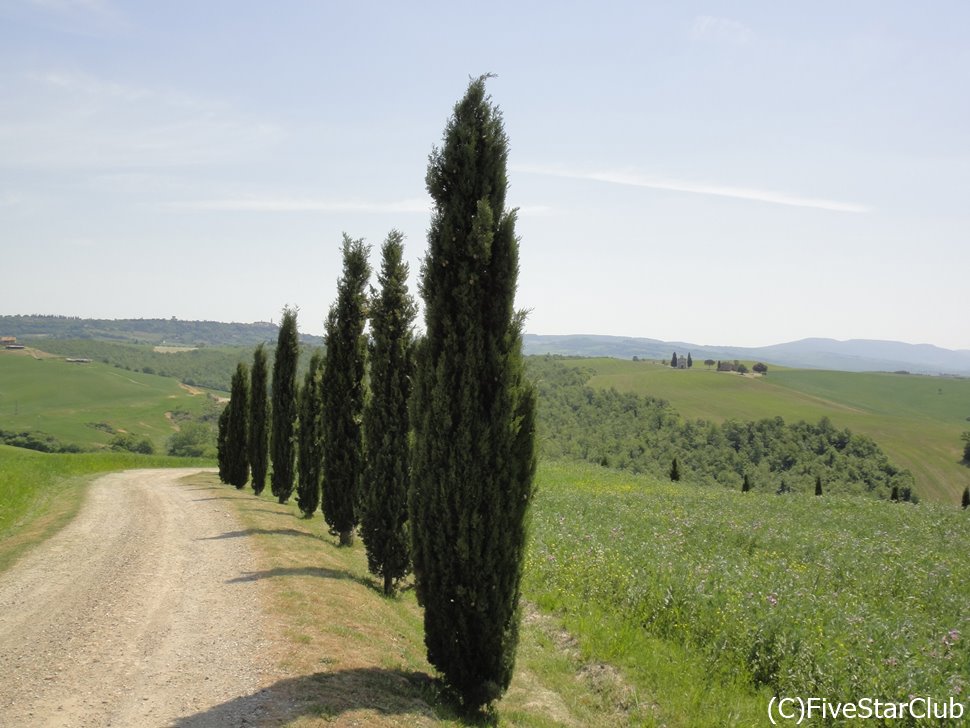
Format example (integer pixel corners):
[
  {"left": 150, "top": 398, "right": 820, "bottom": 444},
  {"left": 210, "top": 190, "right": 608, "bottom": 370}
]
[
  {"left": 742, "top": 473, "right": 751, "bottom": 492},
  {"left": 217, "top": 403, "right": 231, "bottom": 483},
  {"left": 297, "top": 350, "right": 325, "bottom": 518},
  {"left": 815, "top": 475, "right": 823, "bottom": 496},
  {"left": 226, "top": 362, "right": 250, "bottom": 488},
  {"left": 321, "top": 235, "right": 371, "bottom": 546},
  {"left": 410, "top": 76, "right": 538, "bottom": 711},
  {"left": 670, "top": 457, "right": 681, "bottom": 482},
  {"left": 249, "top": 343, "right": 270, "bottom": 495},
  {"left": 361, "top": 230, "right": 416, "bottom": 595},
  {"left": 890, "top": 485, "right": 900, "bottom": 502},
  {"left": 962, "top": 486, "right": 969, "bottom": 510},
  {"left": 687, "top": 352, "right": 693, "bottom": 368},
  {"left": 271, "top": 307, "right": 299, "bottom": 503},
  {"left": 671, "top": 352, "right": 677, "bottom": 367}
]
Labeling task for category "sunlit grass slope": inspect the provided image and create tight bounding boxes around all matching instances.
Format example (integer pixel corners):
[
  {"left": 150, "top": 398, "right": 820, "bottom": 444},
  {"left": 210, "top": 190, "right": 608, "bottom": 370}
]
[
  {"left": 576, "top": 358, "right": 970, "bottom": 503},
  {"left": 0, "top": 348, "right": 215, "bottom": 451},
  {"left": 526, "top": 460, "right": 970, "bottom": 727}
]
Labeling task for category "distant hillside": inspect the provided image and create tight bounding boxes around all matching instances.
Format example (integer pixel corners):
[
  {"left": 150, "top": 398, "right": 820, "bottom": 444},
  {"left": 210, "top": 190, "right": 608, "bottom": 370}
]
[
  {"left": 0, "top": 315, "right": 324, "bottom": 347},
  {"left": 524, "top": 334, "right": 970, "bottom": 376}
]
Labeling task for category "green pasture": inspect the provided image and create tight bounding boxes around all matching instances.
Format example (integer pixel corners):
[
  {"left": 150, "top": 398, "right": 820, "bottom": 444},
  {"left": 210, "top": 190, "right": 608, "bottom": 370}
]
[
  {"left": 577, "top": 358, "right": 970, "bottom": 503},
  {"left": 525, "top": 459, "right": 970, "bottom": 726},
  {"left": 0, "top": 349, "right": 216, "bottom": 451}
]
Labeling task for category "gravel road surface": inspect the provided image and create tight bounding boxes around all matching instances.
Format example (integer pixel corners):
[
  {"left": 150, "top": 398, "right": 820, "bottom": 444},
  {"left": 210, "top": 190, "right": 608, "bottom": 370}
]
[{"left": 0, "top": 469, "right": 274, "bottom": 727}]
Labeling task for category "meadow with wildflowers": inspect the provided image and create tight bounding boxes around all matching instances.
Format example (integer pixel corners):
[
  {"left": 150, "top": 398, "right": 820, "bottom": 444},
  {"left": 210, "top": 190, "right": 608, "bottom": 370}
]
[{"left": 525, "top": 460, "right": 970, "bottom": 725}]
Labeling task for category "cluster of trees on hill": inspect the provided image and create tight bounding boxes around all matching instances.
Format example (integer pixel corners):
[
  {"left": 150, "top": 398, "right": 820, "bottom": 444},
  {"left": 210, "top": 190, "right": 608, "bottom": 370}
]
[
  {"left": 216, "top": 77, "right": 536, "bottom": 714},
  {"left": 529, "top": 358, "right": 917, "bottom": 500},
  {"left": 3, "top": 314, "right": 323, "bottom": 347}
]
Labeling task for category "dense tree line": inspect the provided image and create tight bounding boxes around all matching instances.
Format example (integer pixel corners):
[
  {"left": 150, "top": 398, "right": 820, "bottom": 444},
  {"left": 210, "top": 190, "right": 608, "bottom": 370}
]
[
  {"left": 528, "top": 357, "right": 917, "bottom": 500},
  {"left": 5, "top": 314, "right": 323, "bottom": 347}
]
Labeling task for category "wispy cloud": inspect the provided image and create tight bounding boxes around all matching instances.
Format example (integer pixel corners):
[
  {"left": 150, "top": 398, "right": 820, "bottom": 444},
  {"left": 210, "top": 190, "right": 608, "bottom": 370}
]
[
  {"left": 690, "top": 15, "right": 753, "bottom": 45},
  {"left": 512, "top": 164, "right": 870, "bottom": 214},
  {"left": 161, "top": 198, "right": 432, "bottom": 214},
  {"left": 161, "top": 197, "right": 556, "bottom": 216},
  {"left": 2, "top": 69, "right": 282, "bottom": 169}
]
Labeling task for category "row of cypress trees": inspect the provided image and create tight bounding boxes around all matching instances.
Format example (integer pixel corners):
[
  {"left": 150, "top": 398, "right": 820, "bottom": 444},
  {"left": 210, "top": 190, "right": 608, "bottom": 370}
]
[{"left": 216, "top": 75, "right": 536, "bottom": 713}]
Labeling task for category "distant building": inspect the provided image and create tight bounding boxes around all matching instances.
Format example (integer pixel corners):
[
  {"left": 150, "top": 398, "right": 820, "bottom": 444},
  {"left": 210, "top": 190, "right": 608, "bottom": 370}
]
[
  {"left": 0, "top": 336, "right": 16, "bottom": 345},
  {"left": 675, "top": 354, "right": 689, "bottom": 369}
]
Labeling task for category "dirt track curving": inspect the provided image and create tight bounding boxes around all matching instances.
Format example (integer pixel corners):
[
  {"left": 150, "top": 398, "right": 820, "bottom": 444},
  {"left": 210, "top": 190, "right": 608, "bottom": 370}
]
[{"left": 0, "top": 469, "right": 275, "bottom": 727}]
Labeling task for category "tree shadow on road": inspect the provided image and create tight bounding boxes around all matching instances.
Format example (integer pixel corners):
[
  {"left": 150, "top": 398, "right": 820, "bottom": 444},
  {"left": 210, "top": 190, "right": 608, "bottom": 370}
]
[
  {"left": 169, "top": 667, "right": 494, "bottom": 727},
  {"left": 198, "top": 527, "right": 325, "bottom": 541},
  {"left": 227, "top": 566, "right": 358, "bottom": 584}
]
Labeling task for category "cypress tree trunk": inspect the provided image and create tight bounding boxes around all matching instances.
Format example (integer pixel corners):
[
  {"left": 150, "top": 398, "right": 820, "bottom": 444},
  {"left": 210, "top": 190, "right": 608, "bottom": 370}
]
[
  {"left": 361, "top": 230, "right": 415, "bottom": 595},
  {"left": 297, "top": 350, "right": 324, "bottom": 518},
  {"left": 321, "top": 235, "right": 370, "bottom": 546},
  {"left": 410, "top": 76, "right": 537, "bottom": 711},
  {"left": 271, "top": 307, "right": 299, "bottom": 503},
  {"left": 249, "top": 343, "right": 269, "bottom": 495},
  {"left": 226, "top": 362, "right": 250, "bottom": 488}
]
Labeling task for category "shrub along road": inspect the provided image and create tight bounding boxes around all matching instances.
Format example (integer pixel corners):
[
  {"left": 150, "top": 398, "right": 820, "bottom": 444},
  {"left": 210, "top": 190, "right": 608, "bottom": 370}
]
[{"left": 0, "top": 469, "right": 277, "bottom": 727}]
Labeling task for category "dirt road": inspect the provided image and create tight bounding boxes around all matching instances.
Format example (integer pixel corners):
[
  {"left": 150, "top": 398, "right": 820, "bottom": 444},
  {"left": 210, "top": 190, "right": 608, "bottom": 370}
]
[{"left": 0, "top": 469, "right": 275, "bottom": 727}]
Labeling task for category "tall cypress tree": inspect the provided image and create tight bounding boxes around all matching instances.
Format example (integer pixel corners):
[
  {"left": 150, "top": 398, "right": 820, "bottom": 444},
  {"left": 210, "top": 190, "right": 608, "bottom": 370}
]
[
  {"left": 321, "top": 235, "right": 370, "bottom": 546},
  {"left": 410, "top": 76, "right": 537, "bottom": 711},
  {"left": 217, "top": 403, "right": 231, "bottom": 484},
  {"left": 226, "top": 362, "right": 250, "bottom": 488},
  {"left": 249, "top": 343, "right": 270, "bottom": 495},
  {"left": 297, "top": 350, "right": 325, "bottom": 518},
  {"left": 361, "top": 230, "right": 416, "bottom": 595},
  {"left": 271, "top": 307, "right": 299, "bottom": 504}
]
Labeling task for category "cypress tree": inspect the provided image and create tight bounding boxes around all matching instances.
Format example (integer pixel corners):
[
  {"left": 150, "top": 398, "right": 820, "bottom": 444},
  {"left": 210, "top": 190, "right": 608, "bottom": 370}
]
[
  {"left": 226, "top": 362, "right": 250, "bottom": 488},
  {"left": 670, "top": 457, "right": 681, "bottom": 482},
  {"left": 297, "top": 350, "right": 324, "bottom": 518},
  {"left": 962, "top": 486, "right": 970, "bottom": 510},
  {"left": 815, "top": 475, "right": 823, "bottom": 496},
  {"left": 271, "top": 307, "right": 299, "bottom": 503},
  {"left": 361, "top": 230, "right": 416, "bottom": 595},
  {"left": 671, "top": 352, "right": 677, "bottom": 367},
  {"left": 687, "top": 352, "right": 693, "bottom": 368},
  {"left": 217, "top": 403, "right": 231, "bottom": 483},
  {"left": 742, "top": 473, "right": 751, "bottom": 492},
  {"left": 249, "top": 343, "right": 270, "bottom": 495},
  {"left": 411, "top": 76, "right": 537, "bottom": 711},
  {"left": 321, "top": 235, "right": 370, "bottom": 546}
]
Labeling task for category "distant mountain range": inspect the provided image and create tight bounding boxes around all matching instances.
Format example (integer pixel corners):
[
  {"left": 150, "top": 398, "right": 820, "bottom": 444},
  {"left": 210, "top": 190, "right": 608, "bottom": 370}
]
[
  {"left": 523, "top": 334, "right": 970, "bottom": 376},
  {"left": 4, "top": 316, "right": 968, "bottom": 376}
]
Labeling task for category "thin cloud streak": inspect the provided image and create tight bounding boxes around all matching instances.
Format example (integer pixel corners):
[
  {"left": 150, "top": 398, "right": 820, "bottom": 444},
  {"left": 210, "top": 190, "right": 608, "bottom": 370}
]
[
  {"left": 161, "top": 198, "right": 432, "bottom": 213},
  {"left": 513, "top": 164, "right": 870, "bottom": 214},
  {"left": 161, "top": 198, "right": 556, "bottom": 216}
]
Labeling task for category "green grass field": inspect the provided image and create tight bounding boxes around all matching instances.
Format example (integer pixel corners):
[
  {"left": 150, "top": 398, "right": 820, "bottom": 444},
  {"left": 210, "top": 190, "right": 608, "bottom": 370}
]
[
  {"left": 577, "top": 358, "right": 970, "bottom": 503},
  {"left": 0, "top": 348, "right": 218, "bottom": 452},
  {"left": 526, "top": 459, "right": 970, "bottom": 726}
]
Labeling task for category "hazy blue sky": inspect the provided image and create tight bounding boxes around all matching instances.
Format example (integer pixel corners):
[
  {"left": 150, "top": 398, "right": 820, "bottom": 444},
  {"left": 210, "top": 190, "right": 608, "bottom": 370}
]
[{"left": 2, "top": 1, "right": 968, "bottom": 349}]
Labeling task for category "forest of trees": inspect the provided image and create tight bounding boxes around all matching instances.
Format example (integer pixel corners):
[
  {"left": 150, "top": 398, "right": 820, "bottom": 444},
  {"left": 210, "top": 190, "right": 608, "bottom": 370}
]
[{"left": 528, "top": 357, "right": 917, "bottom": 500}]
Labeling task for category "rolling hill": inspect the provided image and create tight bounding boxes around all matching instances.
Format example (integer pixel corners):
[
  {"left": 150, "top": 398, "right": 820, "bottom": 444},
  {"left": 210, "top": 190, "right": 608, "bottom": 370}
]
[
  {"left": 0, "top": 347, "right": 220, "bottom": 452},
  {"left": 573, "top": 357, "right": 970, "bottom": 503},
  {"left": 524, "top": 334, "right": 970, "bottom": 376}
]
